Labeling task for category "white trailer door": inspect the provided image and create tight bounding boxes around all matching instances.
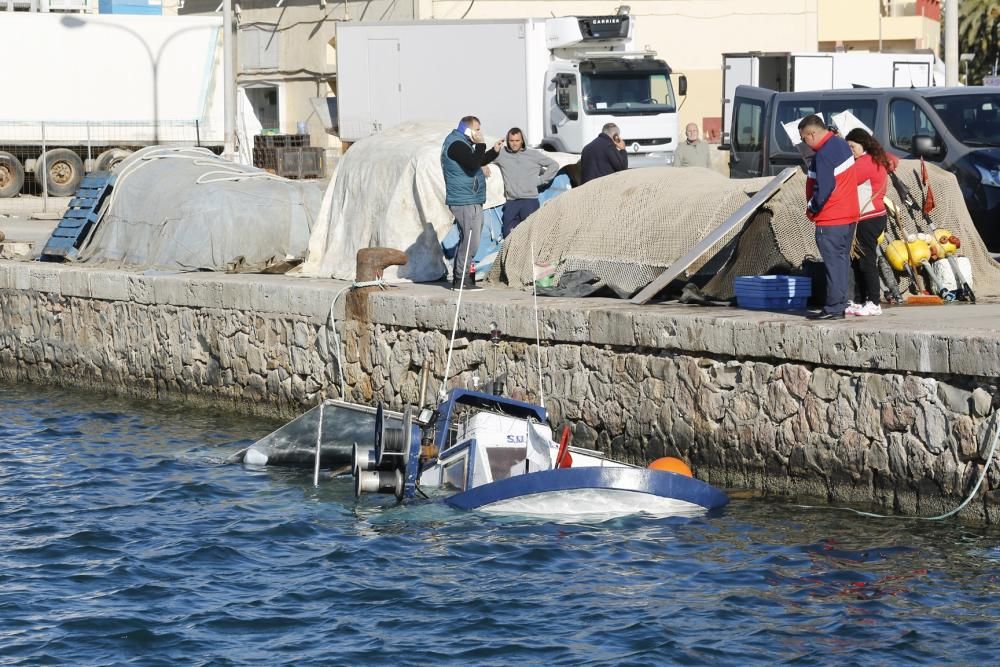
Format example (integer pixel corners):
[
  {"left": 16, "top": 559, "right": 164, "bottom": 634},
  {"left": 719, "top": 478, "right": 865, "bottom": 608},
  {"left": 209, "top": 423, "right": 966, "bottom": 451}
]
[
  {"left": 893, "top": 61, "right": 931, "bottom": 87},
  {"left": 368, "top": 39, "right": 402, "bottom": 133},
  {"left": 793, "top": 55, "right": 834, "bottom": 91},
  {"left": 723, "top": 55, "right": 756, "bottom": 144}
]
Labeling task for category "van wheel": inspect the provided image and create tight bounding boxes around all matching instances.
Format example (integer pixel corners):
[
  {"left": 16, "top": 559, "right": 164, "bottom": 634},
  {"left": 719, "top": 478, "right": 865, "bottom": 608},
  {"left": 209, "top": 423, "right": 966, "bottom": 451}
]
[
  {"left": 36, "top": 148, "right": 84, "bottom": 196},
  {"left": 94, "top": 148, "right": 133, "bottom": 173},
  {"left": 0, "top": 151, "right": 25, "bottom": 198}
]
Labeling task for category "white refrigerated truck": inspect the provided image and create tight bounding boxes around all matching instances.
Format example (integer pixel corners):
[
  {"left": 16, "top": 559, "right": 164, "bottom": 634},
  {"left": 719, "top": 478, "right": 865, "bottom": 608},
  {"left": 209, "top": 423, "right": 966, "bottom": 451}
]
[
  {"left": 721, "top": 51, "right": 940, "bottom": 145},
  {"left": 0, "top": 12, "right": 224, "bottom": 197},
  {"left": 335, "top": 13, "right": 684, "bottom": 167}
]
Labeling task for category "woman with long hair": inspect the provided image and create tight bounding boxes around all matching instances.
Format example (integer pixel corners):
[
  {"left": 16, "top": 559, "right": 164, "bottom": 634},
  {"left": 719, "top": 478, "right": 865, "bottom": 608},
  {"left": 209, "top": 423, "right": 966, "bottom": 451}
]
[{"left": 845, "top": 128, "right": 896, "bottom": 316}]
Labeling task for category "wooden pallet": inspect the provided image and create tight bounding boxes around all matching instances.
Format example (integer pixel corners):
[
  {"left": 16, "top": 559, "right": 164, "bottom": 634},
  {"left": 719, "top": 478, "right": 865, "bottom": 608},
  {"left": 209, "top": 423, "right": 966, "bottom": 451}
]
[{"left": 40, "top": 172, "right": 114, "bottom": 261}]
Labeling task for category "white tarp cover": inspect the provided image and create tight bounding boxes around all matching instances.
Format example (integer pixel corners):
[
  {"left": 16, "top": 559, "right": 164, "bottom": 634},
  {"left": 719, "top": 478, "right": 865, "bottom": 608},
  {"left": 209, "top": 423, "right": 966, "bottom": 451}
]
[
  {"left": 297, "top": 122, "right": 576, "bottom": 282},
  {"left": 79, "top": 147, "right": 323, "bottom": 272}
]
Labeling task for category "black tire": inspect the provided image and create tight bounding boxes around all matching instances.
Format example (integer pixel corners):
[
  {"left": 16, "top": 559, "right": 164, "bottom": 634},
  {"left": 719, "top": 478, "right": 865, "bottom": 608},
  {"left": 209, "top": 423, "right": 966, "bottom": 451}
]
[
  {"left": 94, "top": 147, "right": 132, "bottom": 173},
  {"left": 36, "top": 148, "right": 84, "bottom": 197},
  {"left": 0, "top": 151, "right": 25, "bottom": 198}
]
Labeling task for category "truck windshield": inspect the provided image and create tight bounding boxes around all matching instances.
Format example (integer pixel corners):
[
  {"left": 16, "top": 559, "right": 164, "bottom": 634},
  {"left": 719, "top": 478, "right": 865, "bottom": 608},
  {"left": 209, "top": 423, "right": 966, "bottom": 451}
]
[
  {"left": 582, "top": 71, "right": 676, "bottom": 115},
  {"left": 929, "top": 94, "right": 1000, "bottom": 147}
]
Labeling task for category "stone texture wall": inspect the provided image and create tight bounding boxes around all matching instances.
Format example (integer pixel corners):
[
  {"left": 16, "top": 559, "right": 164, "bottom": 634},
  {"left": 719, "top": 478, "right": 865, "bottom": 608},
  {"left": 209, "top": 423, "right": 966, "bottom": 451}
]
[
  {"left": 0, "top": 264, "right": 997, "bottom": 521},
  {"left": 346, "top": 322, "right": 1000, "bottom": 522}
]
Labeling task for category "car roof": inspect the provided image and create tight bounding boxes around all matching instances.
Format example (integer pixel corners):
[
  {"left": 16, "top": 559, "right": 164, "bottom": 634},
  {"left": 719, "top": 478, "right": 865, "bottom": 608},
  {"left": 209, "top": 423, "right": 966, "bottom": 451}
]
[{"left": 768, "top": 86, "right": 999, "bottom": 99}]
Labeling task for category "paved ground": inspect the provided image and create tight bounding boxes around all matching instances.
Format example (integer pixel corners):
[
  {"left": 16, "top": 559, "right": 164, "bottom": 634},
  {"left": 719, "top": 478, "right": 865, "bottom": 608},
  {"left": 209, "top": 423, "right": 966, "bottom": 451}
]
[{"left": 0, "top": 215, "right": 58, "bottom": 244}]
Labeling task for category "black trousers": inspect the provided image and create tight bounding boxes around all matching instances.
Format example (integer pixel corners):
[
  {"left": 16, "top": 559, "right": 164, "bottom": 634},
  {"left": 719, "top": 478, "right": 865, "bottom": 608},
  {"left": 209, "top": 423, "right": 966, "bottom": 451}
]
[{"left": 852, "top": 215, "right": 887, "bottom": 304}]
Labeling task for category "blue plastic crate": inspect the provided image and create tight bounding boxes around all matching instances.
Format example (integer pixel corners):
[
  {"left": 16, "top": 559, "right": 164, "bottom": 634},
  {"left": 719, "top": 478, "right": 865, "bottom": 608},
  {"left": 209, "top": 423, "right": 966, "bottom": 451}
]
[
  {"left": 737, "top": 295, "right": 809, "bottom": 310},
  {"left": 734, "top": 276, "right": 811, "bottom": 310}
]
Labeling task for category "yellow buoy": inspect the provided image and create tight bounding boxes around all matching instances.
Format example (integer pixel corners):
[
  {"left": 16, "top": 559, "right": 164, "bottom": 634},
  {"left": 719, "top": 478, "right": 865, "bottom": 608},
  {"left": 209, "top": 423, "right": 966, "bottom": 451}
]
[
  {"left": 905, "top": 238, "right": 931, "bottom": 266},
  {"left": 934, "top": 229, "right": 957, "bottom": 255},
  {"left": 885, "top": 240, "right": 909, "bottom": 272},
  {"left": 648, "top": 457, "right": 693, "bottom": 477}
]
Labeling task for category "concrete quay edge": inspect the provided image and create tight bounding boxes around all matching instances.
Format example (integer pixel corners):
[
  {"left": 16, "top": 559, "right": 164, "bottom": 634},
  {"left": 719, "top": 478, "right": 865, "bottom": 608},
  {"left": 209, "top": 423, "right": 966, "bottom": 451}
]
[{"left": 2, "top": 260, "right": 998, "bottom": 378}]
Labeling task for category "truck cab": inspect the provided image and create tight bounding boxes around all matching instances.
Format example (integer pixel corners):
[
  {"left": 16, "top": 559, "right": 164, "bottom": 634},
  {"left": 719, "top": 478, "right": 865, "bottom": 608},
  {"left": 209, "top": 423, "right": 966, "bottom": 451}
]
[
  {"left": 541, "top": 14, "right": 683, "bottom": 167},
  {"left": 727, "top": 85, "right": 1000, "bottom": 250}
]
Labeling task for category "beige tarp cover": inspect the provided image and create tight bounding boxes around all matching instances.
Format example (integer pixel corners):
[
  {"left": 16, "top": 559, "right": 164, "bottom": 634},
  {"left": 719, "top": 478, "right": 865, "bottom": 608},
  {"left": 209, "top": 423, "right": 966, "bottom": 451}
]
[{"left": 296, "top": 122, "right": 576, "bottom": 282}]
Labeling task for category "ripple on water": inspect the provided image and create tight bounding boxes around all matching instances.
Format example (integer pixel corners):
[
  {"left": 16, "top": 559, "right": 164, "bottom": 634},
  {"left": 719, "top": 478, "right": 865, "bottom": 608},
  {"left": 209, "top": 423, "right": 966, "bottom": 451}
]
[{"left": 1, "top": 383, "right": 1000, "bottom": 665}]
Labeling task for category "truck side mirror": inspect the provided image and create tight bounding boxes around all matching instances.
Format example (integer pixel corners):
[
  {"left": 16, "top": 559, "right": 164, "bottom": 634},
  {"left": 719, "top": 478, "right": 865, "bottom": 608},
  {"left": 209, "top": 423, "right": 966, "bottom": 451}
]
[
  {"left": 912, "top": 134, "right": 942, "bottom": 158},
  {"left": 677, "top": 75, "right": 687, "bottom": 97}
]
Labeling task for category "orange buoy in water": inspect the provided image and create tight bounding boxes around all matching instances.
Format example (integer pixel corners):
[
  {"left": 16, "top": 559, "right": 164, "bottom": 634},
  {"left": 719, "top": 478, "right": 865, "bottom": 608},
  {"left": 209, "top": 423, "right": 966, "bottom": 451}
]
[{"left": 647, "top": 457, "right": 693, "bottom": 477}]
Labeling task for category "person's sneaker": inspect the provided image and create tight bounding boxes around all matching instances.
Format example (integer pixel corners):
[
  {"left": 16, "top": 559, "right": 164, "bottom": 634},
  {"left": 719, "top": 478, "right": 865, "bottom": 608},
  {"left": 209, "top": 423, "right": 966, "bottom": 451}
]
[
  {"left": 807, "top": 311, "right": 845, "bottom": 320},
  {"left": 845, "top": 301, "right": 863, "bottom": 316},
  {"left": 857, "top": 301, "right": 882, "bottom": 316}
]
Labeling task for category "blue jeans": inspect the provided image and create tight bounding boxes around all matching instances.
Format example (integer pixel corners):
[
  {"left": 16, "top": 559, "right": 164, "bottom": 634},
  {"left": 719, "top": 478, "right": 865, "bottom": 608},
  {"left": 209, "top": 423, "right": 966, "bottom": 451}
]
[
  {"left": 501, "top": 198, "right": 540, "bottom": 238},
  {"left": 815, "top": 223, "right": 857, "bottom": 315}
]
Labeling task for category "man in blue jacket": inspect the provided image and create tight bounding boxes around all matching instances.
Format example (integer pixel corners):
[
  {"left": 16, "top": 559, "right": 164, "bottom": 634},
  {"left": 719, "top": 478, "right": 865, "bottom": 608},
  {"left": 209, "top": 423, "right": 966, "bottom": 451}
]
[
  {"left": 441, "top": 116, "right": 502, "bottom": 290},
  {"left": 580, "top": 123, "right": 628, "bottom": 184},
  {"left": 798, "top": 115, "right": 860, "bottom": 320}
]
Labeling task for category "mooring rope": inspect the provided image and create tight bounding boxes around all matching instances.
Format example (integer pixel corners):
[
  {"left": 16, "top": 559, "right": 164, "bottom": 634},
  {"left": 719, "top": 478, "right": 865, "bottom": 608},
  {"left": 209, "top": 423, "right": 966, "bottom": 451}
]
[{"left": 795, "top": 411, "right": 1000, "bottom": 521}]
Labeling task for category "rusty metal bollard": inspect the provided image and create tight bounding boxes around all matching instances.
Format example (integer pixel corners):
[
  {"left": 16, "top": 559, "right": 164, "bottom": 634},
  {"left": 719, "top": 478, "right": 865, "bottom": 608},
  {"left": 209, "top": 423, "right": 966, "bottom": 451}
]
[{"left": 347, "top": 248, "right": 407, "bottom": 321}]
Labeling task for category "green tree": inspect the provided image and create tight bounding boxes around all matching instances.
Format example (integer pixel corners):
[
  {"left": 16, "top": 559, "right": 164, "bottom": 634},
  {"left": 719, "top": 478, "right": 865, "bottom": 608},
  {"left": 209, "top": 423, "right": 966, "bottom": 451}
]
[{"left": 954, "top": 0, "right": 1000, "bottom": 84}]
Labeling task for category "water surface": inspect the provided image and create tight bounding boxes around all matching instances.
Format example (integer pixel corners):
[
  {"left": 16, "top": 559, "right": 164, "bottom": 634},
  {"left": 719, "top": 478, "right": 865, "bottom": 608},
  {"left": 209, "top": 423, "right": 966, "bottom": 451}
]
[{"left": 2, "top": 384, "right": 999, "bottom": 665}]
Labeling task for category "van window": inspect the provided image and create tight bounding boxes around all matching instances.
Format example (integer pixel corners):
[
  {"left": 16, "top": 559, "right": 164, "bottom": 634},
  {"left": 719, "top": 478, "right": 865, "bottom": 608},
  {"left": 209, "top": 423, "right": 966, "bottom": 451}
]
[
  {"left": 774, "top": 100, "right": 820, "bottom": 151},
  {"left": 773, "top": 99, "right": 877, "bottom": 152},
  {"left": 823, "top": 100, "right": 877, "bottom": 134},
  {"left": 930, "top": 94, "right": 1000, "bottom": 147},
  {"left": 733, "top": 97, "right": 765, "bottom": 153},
  {"left": 890, "top": 99, "right": 941, "bottom": 155}
]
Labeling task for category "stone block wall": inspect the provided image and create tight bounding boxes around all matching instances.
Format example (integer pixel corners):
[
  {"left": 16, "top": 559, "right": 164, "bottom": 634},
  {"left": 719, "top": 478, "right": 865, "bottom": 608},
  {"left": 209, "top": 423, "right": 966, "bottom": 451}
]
[{"left": 0, "top": 264, "right": 997, "bottom": 520}]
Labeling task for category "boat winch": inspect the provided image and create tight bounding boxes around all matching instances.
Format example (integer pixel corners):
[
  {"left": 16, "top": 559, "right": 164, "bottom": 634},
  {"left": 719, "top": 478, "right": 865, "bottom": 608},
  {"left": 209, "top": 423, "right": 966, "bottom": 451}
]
[{"left": 352, "top": 404, "right": 422, "bottom": 501}]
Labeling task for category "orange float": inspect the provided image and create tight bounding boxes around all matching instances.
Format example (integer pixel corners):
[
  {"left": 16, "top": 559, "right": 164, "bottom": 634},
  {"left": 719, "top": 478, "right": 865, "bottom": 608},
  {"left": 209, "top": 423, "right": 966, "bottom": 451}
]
[{"left": 647, "top": 457, "right": 693, "bottom": 477}]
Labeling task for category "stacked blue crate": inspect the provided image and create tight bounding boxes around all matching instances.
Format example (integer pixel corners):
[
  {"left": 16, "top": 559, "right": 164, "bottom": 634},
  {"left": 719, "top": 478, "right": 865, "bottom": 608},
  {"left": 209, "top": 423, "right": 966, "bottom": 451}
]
[
  {"left": 98, "top": 0, "right": 162, "bottom": 14},
  {"left": 734, "top": 275, "right": 812, "bottom": 310}
]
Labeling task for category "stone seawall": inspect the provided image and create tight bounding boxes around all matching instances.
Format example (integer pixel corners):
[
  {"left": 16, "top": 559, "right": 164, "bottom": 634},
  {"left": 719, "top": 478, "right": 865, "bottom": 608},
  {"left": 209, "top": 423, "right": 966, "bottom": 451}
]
[{"left": 0, "top": 262, "right": 997, "bottom": 520}]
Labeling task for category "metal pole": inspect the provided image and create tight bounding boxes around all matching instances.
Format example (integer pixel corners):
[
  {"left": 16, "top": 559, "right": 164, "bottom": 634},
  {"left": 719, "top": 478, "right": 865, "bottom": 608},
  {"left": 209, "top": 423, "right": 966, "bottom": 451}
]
[
  {"left": 223, "top": 0, "right": 236, "bottom": 160},
  {"left": 313, "top": 402, "right": 325, "bottom": 487},
  {"left": 945, "top": 0, "right": 959, "bottom": 86},
  {"left": 877, "top": 0, "right": 883, "bottom": 53},
  {"left": 40, "top": 121, "right": 48, "bottom": 213}
]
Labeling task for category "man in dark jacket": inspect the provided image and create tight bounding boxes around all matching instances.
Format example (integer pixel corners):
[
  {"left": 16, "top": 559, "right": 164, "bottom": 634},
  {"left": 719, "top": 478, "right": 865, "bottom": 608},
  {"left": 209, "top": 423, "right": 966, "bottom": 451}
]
[
  {"left": 580, "top": 123, "right": 628, "bottom": 184},
  {"left": 798, "top": 114, "right": 860, "bottom": 320},
  {"left": 441, "top": 115, "right": 502, "bottom": 290}
]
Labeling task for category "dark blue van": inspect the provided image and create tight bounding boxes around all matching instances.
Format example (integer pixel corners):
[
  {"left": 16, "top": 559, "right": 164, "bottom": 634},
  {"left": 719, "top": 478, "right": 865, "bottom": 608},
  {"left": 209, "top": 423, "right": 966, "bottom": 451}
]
[{"left": 726, "top": 86, "right": 1000, "bottom": 250}]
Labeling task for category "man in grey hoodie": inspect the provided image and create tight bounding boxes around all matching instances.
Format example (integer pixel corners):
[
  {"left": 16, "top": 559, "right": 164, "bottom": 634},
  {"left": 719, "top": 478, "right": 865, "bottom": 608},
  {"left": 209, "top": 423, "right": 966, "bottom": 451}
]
[{"left": 493, "top": 128, "right": 560, "bottom": 238}]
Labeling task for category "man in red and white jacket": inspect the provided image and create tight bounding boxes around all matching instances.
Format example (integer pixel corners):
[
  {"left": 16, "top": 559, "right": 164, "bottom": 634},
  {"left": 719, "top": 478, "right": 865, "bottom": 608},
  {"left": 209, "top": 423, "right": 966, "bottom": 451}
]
[{"left": 798, "top": 115, "right": 861, "bottom": 320}]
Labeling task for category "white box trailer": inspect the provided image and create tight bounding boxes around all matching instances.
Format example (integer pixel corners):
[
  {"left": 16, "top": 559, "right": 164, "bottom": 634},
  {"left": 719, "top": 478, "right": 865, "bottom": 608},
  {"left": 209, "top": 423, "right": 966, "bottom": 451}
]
[
  {"left": 721, "top": 51, "right": 940, "bottom": 144},
  {"left": 336, "top": 15, "right": 683, "bottom": 165},
  {"left": 0, "top": 12, "right": 224, "bottom": 197},
  {"left": 337, "top": 19, "right": 548, "bottom": 148}
]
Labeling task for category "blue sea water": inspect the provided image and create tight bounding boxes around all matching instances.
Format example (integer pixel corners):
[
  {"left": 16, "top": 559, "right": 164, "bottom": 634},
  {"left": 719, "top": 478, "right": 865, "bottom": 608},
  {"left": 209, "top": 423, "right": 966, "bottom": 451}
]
[{"left": 2, "top": 383, "right": 1000, "bottom": 666}]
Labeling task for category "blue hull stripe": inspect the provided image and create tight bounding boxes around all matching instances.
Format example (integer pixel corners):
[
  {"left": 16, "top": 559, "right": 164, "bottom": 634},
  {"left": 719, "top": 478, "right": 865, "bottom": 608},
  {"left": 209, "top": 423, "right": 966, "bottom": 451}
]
[{"left": 445, "top": 467, "right": 729, "bottom": 511}]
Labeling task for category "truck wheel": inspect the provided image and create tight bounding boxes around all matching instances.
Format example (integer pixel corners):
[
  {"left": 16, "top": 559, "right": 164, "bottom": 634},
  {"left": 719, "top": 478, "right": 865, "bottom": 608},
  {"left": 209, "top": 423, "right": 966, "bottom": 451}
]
[
  {"left": 36, "top": 148, "right": 84, "bottom": 196},
  {"left": 94, "top": 148, "right": 133, "bottom": 173},
  {"left": 0, "top": 151, "right": 25, "bottom": 198}
]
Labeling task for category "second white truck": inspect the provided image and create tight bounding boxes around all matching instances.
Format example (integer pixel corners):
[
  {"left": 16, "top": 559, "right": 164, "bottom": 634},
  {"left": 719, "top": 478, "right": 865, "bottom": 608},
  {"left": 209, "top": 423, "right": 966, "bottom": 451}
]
[
  {"left": 721, "top": 51, "right": 940, "bottom": 146},
  {"left": 335, "top": 12, "right": 685, "bottom": 167}
]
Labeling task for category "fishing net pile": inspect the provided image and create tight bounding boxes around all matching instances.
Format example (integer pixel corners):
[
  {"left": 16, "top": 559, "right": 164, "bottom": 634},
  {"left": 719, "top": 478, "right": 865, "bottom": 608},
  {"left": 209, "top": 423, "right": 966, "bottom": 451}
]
[{"left": 489, "top": 160, "right": 1000, "bottom": 300}]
